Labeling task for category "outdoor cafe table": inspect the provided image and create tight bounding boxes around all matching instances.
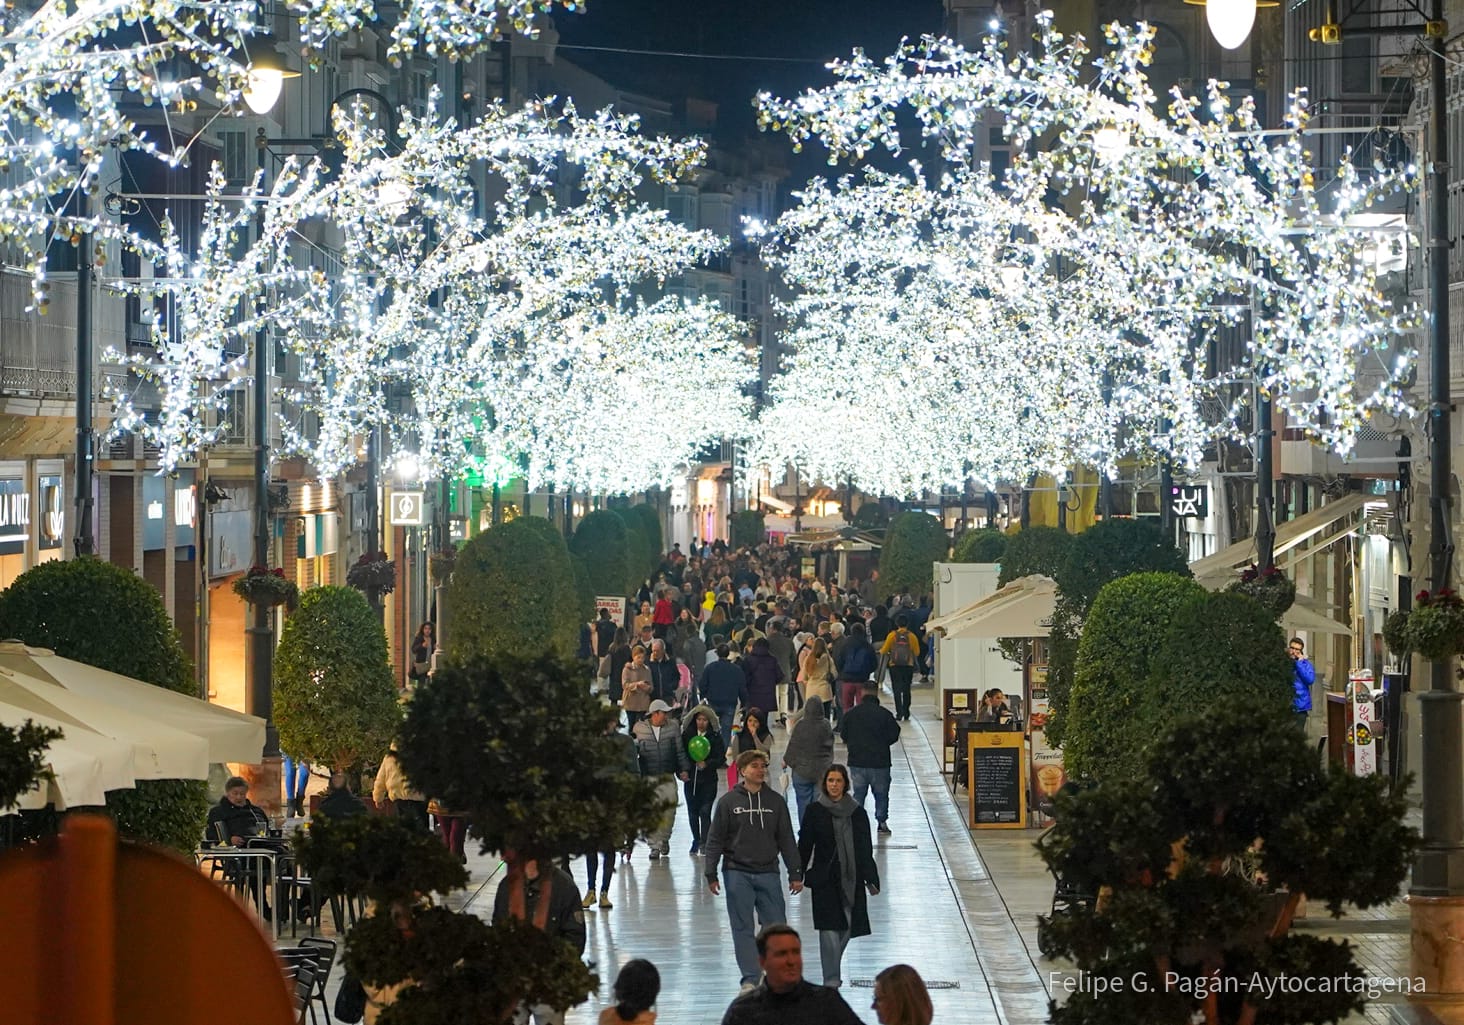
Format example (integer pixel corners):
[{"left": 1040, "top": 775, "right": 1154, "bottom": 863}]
[{"left": 194, "top": 846, "right": 280, "bottom": 938}]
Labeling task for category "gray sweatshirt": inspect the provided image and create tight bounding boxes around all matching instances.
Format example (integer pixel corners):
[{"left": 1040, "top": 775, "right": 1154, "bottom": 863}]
[{"left": 704, "top": 783, "right": 803, "bottom": 882}]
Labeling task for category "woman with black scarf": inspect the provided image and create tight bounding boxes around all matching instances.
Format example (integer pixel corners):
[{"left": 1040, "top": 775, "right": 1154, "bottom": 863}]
[{"left": 797, "top": 762, "right": 880, "bottom": 989}]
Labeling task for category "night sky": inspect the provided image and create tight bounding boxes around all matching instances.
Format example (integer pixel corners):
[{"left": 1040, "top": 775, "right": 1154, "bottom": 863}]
[{"left": 551, "top": 0, "right": 945, "bottom": 141}]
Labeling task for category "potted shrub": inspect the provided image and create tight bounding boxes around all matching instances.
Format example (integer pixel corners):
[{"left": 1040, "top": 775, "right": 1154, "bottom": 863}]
[
  {"left": 1405, "top": 588, "right": 1464, "bottom": 661},
  {"left": 877, "top": 511, "right": 949, "bottom": 598},
  {"left": 1227, "top": 563, "right": 1297, "bottom": 617},
  {"left": 444, "top": 518, "right": 580, "bottom": 661},
  {"left": 428, "top": 546, "right": 457, "bottom": 584},
  {"left": 231, "top": 565, "right": 299, "bottom": 609},
  {"left": 1039, "top": 706, "right": 1417, "bottom": 1025}
]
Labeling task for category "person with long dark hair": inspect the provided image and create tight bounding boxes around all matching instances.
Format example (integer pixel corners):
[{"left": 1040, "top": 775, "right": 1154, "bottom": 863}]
[
  {"left": 872, "top": 964, "right": 933, "bottom": 1025},
  {"left": 798, "top": 764, "right": 879, "bottom": 989},
  {"left": 598, "top": 959, "right": 660, "bottom": 1024},
  {"left": 727, "top": 706, "right": 773, "bottom": 791}
]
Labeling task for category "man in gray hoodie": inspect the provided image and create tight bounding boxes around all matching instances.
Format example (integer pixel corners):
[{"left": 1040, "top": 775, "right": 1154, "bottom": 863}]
[{"left": 705, "top": 749, "right": 805, "bottom": 993}]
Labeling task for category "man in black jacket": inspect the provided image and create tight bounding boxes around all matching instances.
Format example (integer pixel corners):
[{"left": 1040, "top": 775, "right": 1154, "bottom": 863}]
[
  {"left": 721, "top": 925, "right": 863, "bottom": 1024},
  {"left": 313, "top": 772, "right": 367, "bottom": 820},
  {"left": 205, "top": 776, "right": 269, "bottom": 845},
  {"left": 492, "top": 857, "right": 587, "bottom": 1025},
  {"left": 839, "top": 684, "right": 901, "bottom": 835},
  {"left": 698, "top": 645, "right": 750, "bottom": 749},
  {"left": 647, "top": 638, "right": 680, "bottom": 705}
]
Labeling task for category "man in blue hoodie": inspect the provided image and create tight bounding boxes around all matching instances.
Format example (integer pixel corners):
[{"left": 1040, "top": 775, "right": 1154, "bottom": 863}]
[
  {"left": 1289, "top": 637, "right": 1315, "bottom": 730},
  {"left": 705, "top": 749, "right": 804, "bottom": 993}
]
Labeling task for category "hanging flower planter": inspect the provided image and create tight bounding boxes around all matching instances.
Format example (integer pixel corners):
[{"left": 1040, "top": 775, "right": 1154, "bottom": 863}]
[
  {"left": 429, "top": 546, "right": 457, "bottom": 584},
  {"left": 1405, "top": 589, "right": 1464, "bottom": 661},
  {"left": 347, "top": 553, "right": 396, "bottom": 596},
  {"left": 1382, "top": 607, "right": 1412, "bottom": 657},
  {"left": 1227, "top": 564, "right": 1296, "bottom": 617},
  {"left": 232, "top": 565, "right": 299, "bottom": 609}
]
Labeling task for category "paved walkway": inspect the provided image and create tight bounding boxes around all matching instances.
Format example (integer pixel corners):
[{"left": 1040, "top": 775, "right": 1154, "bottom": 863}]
[{"left": 287, "top": 683, "right": 1424, "bottom": 1024}]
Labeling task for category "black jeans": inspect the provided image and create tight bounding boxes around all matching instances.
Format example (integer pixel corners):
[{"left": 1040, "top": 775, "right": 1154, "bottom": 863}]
[
  {"left": 685, "top": 777, "right": 717, "bottom": 848},
  {"left": 889, "top": 667, "right": 915, "bottom": 719},
  {"left": 395, "top": 798, "right": 429, "bottom": 832}
]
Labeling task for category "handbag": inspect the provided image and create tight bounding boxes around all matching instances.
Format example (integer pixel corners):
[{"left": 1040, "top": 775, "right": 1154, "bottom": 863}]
[
  {"left": 334, "top": 973, "right": 368, "bottom": 1024},
  {"left": 411, "top": 659, "right": 430, "bottom": 677}
]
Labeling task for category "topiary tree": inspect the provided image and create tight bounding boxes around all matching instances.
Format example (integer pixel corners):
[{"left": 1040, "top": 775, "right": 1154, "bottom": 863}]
[
  {"left": 610, "top": 507, "right": 651, "bottom": 595},
  {"left": 952, "top": 527, "right": 1008, "bottom": 564},
  {"left": 851, "top": 501, "right": 890, "bottom": 530},
  {"left": 1062, "top": 572, "right": 1207, "bottom": 780},
  {"left": 877, "top": 512, "right": 949, "bottom": 598},
  {"left": 443, "top": 518, "right": 580, "bottom": 662},
  {"left": 0, "top": 556, "right": 207, "bottom": 852},
  {"left": 1039, "top": 707, "right": 1417, "bottom": 1025},
  {"left": 376, "top": 654, "right": 667, "bottom": 1022},
  {"left": 729, "top": 509, "right": 766, "bottom": 550},
  {"left": 1045, "top": 520, "right": 1190, "bottom": 750},
  {"left": 996, "top": 525, "right": 1072, "bottom": 587},
  {"left": 570, "top": 554, "right": 596, "bottom": 625},
  {"left": 568, "top": 511, "right": 631, "bottom": 601},
  {"left": 628, "top": 504, "right": 664, "bottom": 567},
  {"left": 274, "top": 585, "right": 400, "bottom": 773}
]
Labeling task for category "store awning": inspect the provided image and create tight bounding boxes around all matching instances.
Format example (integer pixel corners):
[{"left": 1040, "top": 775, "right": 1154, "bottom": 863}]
[
  {"left": 1280, "top": 594, "right": 1353, "bottom": 637},
  {"left": 1189, "top": 493, "right": 1369, "bottom": 588},
  {"left": 758, "top": 493, "right": 794, "bottom": 513},
  {"left": 925, "top": 575, "right": 1057, "bottom": 639},
  {"left": 0, "top": 701, "right": 137, "bottom": 811}
]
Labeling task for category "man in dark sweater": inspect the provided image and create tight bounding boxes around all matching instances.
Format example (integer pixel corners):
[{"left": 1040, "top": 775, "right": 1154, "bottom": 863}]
[
  {"left": 840, "top": 683, "right": 901, "bottom": 835},
  {"left": 705, "top": 751, "right": 804, "bottom": 991},
  {"left": 721, "top": 924, "right": 865, "bottom": 1025},
  {"left": 492, "top": 857, "right": 587, "bottom": 1025}
]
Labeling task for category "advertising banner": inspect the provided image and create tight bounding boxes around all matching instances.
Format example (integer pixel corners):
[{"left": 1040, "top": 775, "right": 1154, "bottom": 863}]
[
  {"left": 595, "top": 595, "right": 628, "bottom": 628},
  {"left": 1348, "top": 668, "right": 1377, "bottom": 777},
  {"left": 1028, "top": 665, "right": 1066, "bottom": 827}
]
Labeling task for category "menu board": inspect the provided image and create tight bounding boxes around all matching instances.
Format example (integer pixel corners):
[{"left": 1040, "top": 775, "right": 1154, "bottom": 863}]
[{"left": 968, "top": 731, "right": 1027, "bottom": 828}]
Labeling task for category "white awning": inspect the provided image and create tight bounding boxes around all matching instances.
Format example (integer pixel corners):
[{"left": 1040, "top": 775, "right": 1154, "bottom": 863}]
[
  {"left": 1280, "top": 594, "right": 1353, "bottom": 637},
  {"left": 925, "top": 575, "right": 1057, "bottom": 639},
  {"left": 1190, "top": 493, "right": 1369, "bottom": 588}
]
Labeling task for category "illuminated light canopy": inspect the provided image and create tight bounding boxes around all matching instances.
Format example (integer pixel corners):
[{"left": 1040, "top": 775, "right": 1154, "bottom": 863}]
[{"left": 750, "top": 15, "right": 1418, "bottom": 496}]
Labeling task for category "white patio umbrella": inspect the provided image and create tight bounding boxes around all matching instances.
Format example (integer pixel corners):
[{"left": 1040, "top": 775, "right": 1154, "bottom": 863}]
[
  {"left": 924, "top": 575, "right": 1058, "bottom": 639},
  {"left": 0, "top": 668, "right": 210, "bottom": 779},
  {"left": 0, "top": 703, "right": 137, "bottom": 811},
  {"left": 0, "top": 643, "right": 265, "bottom": 763}
]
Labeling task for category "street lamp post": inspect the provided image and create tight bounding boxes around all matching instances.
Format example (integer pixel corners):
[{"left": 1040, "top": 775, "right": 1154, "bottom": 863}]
[{"left": 73, "top": 191, "right": 95, "bottom": 556}]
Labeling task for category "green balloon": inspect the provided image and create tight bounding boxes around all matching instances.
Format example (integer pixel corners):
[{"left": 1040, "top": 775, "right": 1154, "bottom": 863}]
[{"left": 688, "top": 735, "right": 711, "bottom": 762}]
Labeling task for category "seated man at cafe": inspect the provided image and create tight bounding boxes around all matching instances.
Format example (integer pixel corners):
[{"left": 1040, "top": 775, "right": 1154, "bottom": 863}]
[
  {"left": 314, "top": 771, "right": 368, "bottom": 820},
  {"left": 206, "top": 776, "right": 270, "bottom": 846}
]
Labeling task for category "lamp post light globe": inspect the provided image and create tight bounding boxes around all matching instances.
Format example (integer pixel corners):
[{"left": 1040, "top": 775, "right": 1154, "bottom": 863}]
[
  {"left": 241, "top": 45, "right": 300, "bottom": 115},
  {"left": 1205, "top": 0, "right": 1258, "bottom": 49}
]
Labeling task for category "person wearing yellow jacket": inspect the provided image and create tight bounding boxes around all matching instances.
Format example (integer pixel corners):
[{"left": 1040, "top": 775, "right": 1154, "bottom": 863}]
[{"left": 878, "top": 616, "right": 921, "bottom": 722}]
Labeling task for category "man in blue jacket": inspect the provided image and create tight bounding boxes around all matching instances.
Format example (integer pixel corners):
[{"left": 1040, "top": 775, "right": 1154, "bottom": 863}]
[{"left": 1289, "top": 637, "right": 1315, "bottom": 730}]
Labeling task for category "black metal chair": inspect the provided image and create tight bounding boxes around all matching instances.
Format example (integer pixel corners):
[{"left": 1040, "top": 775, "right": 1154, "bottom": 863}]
[
  {"left": 1034, "top": 828, "right": 1097, "bottom": 958},
  {"left": 286, "top": 957, "right": 318, "bottom": 1025}
]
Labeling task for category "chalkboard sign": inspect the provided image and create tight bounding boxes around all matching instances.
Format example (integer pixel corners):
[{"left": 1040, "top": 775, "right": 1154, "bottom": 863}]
[{"left": 968, "top": 732, "right": 1027, "bottom": 828}]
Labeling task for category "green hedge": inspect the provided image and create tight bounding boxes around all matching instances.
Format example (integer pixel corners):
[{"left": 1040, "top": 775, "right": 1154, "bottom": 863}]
[
  {"left": 953, "top": 527, "right": 1008, "bottom": 564},
  {"left": 877, "top": 512, "right": 948, "bottom": 598},
  {"left": 852, "top": 503, "right": 889, "bottom": 529},
  {"left": 274, "top": 585, "right": 400, "bottom": 772},
  {"left": 1056, "top": 519, "right": 1190, "bottom": 614},
  {"left": 446, "top": 518, "right": 581, "bottom": 661},
  {"left": 610, "top": 507, "right": 651, "bottom": 594},
  {"left": 730, "top": 510, "right": 766, "bottom": 549},
  {"left": 1063, "top": 572, "right": 1207, "bottom": 780},
  {"left": 0, "top": 556, "right": 206, "bottom": 852},
  {"left": 568, "top": 511, "right": 631, "bottom": 600},
  {"left": 629, "top": 504, "right": 664, "bottom": 567},
  {"left": 996, "top": 526, "right": 1071, "bottom": 588}
]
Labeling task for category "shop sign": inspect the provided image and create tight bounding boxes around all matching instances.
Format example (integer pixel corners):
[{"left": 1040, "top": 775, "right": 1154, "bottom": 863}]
[
  {"left": 142, "top": 470, "right": 195, "bottom": 550},
  {"left": 0, "top": 478, "right": 28, "bottom": 555},
  {"left": 38, "top": 476, "right": 64, "bottom": 551},
  {"left": 1169, "top": 483, "right": 1210, "bottom": 519},
  {"left": 390, "top": 491, "right": 425, "bottom": 526}
]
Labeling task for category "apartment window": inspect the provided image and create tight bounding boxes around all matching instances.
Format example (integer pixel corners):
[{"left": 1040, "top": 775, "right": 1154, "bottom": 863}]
[{"left": 219, "top": 130, "right": 250, "bottom": 186}]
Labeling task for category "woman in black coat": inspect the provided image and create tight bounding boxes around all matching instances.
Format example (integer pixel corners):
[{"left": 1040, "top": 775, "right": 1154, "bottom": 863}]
[{"left": 797, "top": 762, "right": 880, "bottom": 989}]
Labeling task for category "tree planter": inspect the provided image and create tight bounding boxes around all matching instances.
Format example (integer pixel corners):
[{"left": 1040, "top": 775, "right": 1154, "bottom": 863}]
[{"left": 232, "top": 566, "right": 299, "bottom": 609}]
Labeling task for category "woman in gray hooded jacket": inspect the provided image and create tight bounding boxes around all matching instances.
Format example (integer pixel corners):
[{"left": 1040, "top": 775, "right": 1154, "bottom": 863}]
[{"left": 782, "top": 695, "right": 834, "bottom": 824}]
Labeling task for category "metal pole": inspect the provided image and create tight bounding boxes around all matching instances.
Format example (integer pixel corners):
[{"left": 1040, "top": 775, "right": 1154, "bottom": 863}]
[
  {"left": 197, "top": 456, "right": 210, "bottom": 700},
  {"left": 1412, "top": 8, "right": 1464, "bottom": 900},
  {"left": 73, "top": 193, "right": 94, "bottom": 557},
  {"left": 1099, "top": 369, "right": 1114, "bottom": 521},
  {"left": 1254, "top": 386, "right": 1275, "bottom": 570},
  {"left": 250, "top": 136, "right": 278, "bottom": 759}
]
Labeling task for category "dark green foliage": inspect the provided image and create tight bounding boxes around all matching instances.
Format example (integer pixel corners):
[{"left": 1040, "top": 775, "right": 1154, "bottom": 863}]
[
  {"left": 274, "top": 585, "right": 400, "bottom": 771},
  {"left": 1055, "top": 518, "right": 1190, "bottom": 613},
  {"left": 0, "top": 556, "right": 192, "bottom": 692},
  {"left": 1227, "top": 565, "right": 1297, "bottom": 617},
  {"left": 1040, "top": 708, "right": 1416, "bottom": 1025},
  {"left": 996, "top": 525, "right": 1072, "bottom": 588},
  {"left": 610, "top": 508, "right": 651, "bottom": 594},
  {"left": 568, "top": 511, "right": 631, "bottom": 600},
  {"left": 1382, "top": 607, "right": 1411, "bottom": 656},
  {"left": 729, "top": 510, "right": 766, "bottom": 549},
  {"left": 851, "top": 502, "right": 889, "bottom": 529},
  {"left": 952, "top": 527, "right": 1008, "bottom": 564},
  {"left": 1145, "top": 592, "right": 1295, "bottom": 745},
  {"left": 628, "top": 504, "right": 664, "bottom": 567},
  {"left": 457, "top": 516, "right": 583, "bottom": 654},
  {"left": 1038, "top": 602, "right": 1082, "bottom": 750},
  {"left": 0, "top": 555, "right": 207, "bottom": 851},
  {"left": 0, "top": 720, "right": 62, "bottom": 810},
  {"left": 398, "top": 654, "right": 668, "bottom": 860},
  {"left": 570, "top": 554, "right": 596, "bottom": 624},
  {"left": 1063, "top": 573, "right": 1206, "bottom": 780},
  {"left": 877, "top": 512, "right": 948, "bottom": 598},
  {"left": 294, "top": 813, "right": 467, "bottom": 907}
]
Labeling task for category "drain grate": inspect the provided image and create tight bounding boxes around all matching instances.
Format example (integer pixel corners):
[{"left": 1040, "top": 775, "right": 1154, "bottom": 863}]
[
  {"left": 878, "top": 843, "right": 920, "bottom": 850},
  {"left": 850, "top": 979, "right": 961, "bottom": 990}
]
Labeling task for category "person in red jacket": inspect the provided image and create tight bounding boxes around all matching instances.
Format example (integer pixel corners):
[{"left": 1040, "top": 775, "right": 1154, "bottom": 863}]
[{"left": 653, "top": 588, "right": 676, "bottom": 640}]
